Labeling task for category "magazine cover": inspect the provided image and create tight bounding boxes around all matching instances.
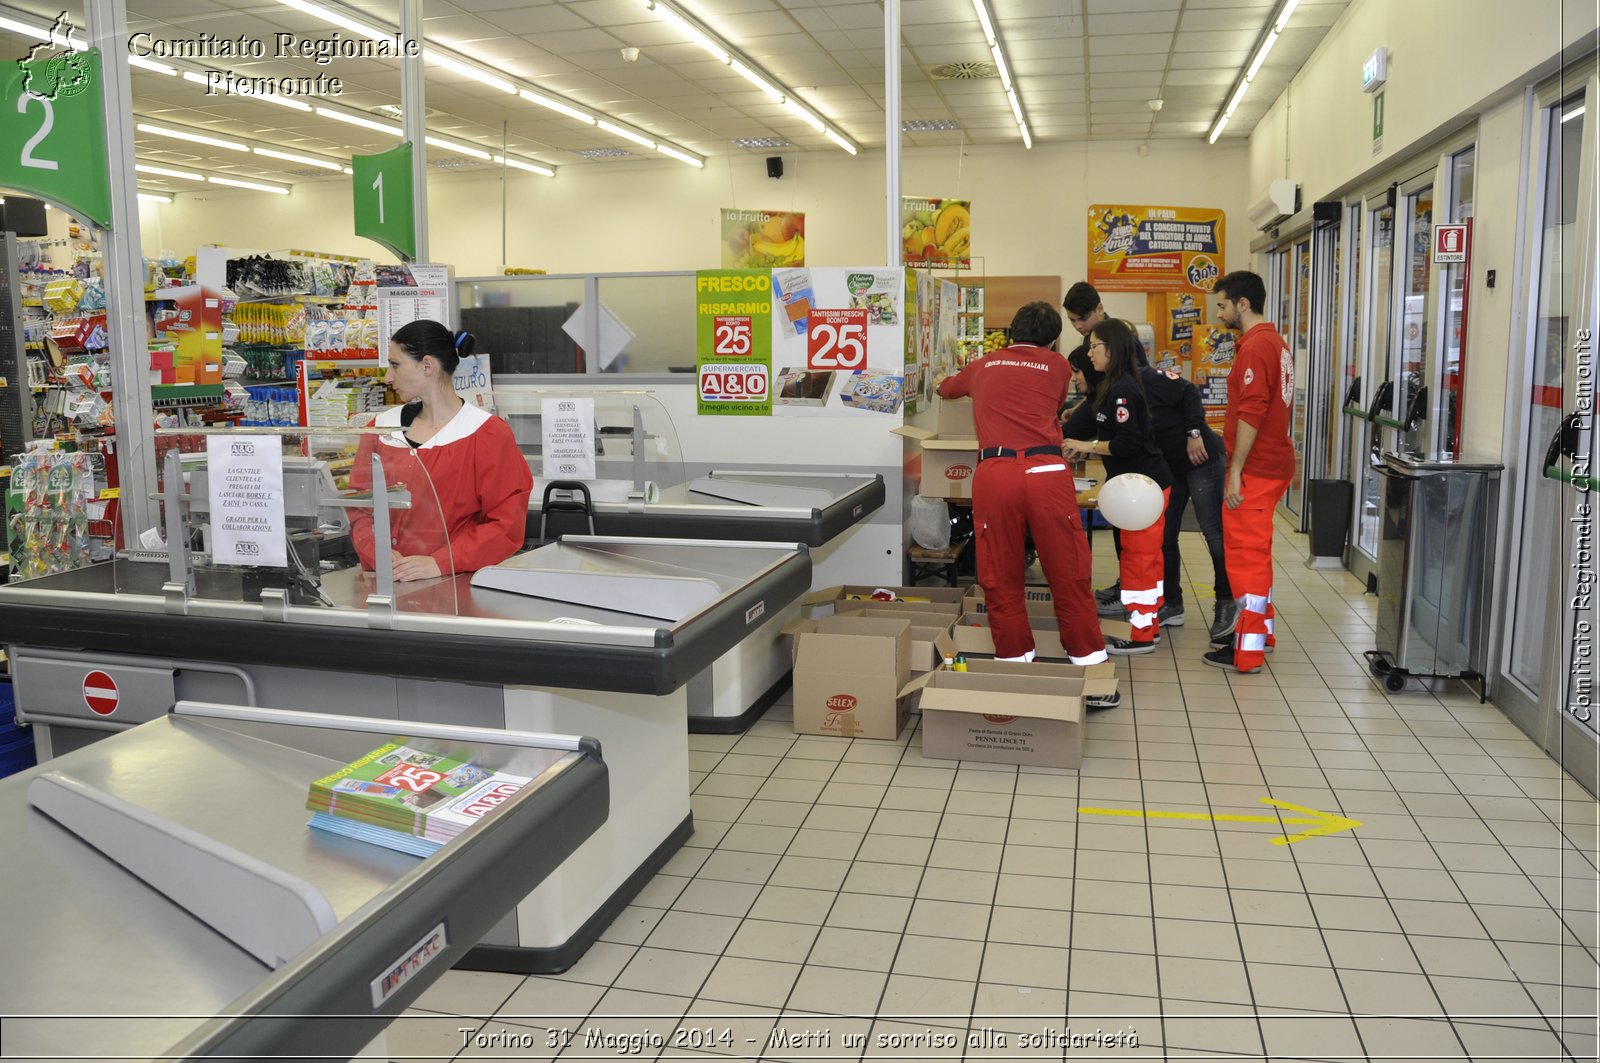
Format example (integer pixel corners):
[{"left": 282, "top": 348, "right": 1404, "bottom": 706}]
[{"left": 306, "top": 740, "right": 531, "bottom": 842}]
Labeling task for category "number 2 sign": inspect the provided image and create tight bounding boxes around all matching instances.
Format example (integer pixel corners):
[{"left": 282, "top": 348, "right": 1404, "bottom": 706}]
[
  {"left": 808, "top": 308, "right": 868, "bottom": 370},
  {"left": 0, "top": 48, "right": 111, "bottom": 227}
]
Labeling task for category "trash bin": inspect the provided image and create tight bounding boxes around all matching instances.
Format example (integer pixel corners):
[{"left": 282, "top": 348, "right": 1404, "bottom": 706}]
[{"left": 1306, "top": 479, "right": 1354, "bottom": 569}]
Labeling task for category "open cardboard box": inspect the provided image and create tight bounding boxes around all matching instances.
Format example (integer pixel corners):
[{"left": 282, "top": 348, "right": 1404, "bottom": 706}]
[
  {"left": 803, "top": 584, "right": 966, "bottom": 619},
  {"left": 790, "top": 614, "right": 913, "bottom": 740},
  {"left": 899, "top": 662, "right": 1094, "bottom": 768},
  {"left": 961, "top": 585, "right": 1065, "bottom": 620},
  {"left": 894, "top": 397, "right": 979, "bottom": 501},
  {"left": 787, "top": 612, "right": 956, "bottom": 678}
]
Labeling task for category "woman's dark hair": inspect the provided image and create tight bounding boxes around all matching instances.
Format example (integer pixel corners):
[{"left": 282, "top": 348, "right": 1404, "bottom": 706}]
[
  {"left": 1089, "top": 317, "right": 1145, "bottom": 414},
  {"left": 391, "top": 319, "right": 474, "bottom": 375},
  {"left": 1008, "top": 301, "right": 1062, "bottom": 347}
]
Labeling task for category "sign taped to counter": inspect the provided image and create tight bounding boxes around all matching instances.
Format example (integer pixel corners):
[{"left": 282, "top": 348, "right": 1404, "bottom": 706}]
[{"left": 1088, "top": 205, "right": 1226, "bottom": 293}]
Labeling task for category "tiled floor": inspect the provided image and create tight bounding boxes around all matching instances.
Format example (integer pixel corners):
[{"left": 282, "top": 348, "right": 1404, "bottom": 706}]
[{"left": 399, "top": 515, "right": 1600, "bottom": 1061}]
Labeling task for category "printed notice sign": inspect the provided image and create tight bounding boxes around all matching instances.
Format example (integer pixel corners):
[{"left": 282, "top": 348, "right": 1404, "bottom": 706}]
[
  {"left": 205, "top": 435, "right": 286, "bottom": 567},
  {"left": 541, "top": 397, "right": 596, "bottom": 481}
]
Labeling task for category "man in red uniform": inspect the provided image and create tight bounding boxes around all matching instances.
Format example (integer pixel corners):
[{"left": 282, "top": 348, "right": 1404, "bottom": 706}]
[
  {"left": 1205, "top": 271, "right": 1296, "bottom": 674},
  {"left": 937, "top": 303, "right": 1117, "bottom": 709}
]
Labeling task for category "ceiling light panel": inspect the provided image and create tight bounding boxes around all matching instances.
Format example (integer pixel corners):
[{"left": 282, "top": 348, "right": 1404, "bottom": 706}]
[{"left": 1208, "top": 0, "right": 1300, "bottom": 144}]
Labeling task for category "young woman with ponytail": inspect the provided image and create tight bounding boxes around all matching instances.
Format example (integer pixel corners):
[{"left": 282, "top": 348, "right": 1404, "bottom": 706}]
[{"left": 348, "top": 320, "right": 532, "bottom": 580}]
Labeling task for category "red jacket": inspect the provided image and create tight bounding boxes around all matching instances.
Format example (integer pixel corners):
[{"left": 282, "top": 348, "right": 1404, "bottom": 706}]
[
  {"left": 937, "top": 343, "right": 1069, "bottom": 452},
  {"left": 349, "top": 402, "right": 533, "bottom": 575},
  {"left": 1225, "top": 322, "right": 1296, "bottom": 480}
]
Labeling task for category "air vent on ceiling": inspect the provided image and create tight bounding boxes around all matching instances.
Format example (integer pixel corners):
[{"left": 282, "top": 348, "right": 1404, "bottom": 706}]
[
  {"left": 573, "top": 147, "right": 632, "bottom": 158},
  {"left": 282, "top": 166, "right": 344, "bottom": 177},
  {"left": 928, "top": 62, "right": 996, "bottom": 80},
  {"left": 731, "top": 137, "right": 791, "bottom": 149},
  {"left": 903, "top": 119, "right": 960, "bottom": 132},
  {"left": 371, "top": 103, "right": 445, "bottom": 120},
  {"left": 428, "top": 155, "right": 485, "bottom": 169}
]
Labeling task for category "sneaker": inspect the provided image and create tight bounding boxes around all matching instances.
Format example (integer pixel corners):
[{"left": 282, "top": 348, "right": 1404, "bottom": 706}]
[
  {"left": 1094, "top": 581, "right": 1121, "bottom": 607},
  {"left": 1085, "top": 691, "right": 1122, "bottom": 712},
  {"left": 1097, "top": 597, "right": 1126, "bottom": 619},
  {"left": 1157, "top": 602, "right": 1184, "bottom": 626},
  {"left": 1202, "top": 646, "right": 1259, "bottom": 674},
  {"left": 1106, "top": 636, "right": 1158, "bottom": 656},
  {"left": 1209, "top": 599, "right": 1239, "bottom": 644}
]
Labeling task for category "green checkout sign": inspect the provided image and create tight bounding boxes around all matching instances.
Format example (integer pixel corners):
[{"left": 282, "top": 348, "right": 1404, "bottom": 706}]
[
  {"left": 352, "top": 143, "right": 417, "bottom": 261},
  {"left": 0, "top": 47, "right": 111, "bottom": 228}
]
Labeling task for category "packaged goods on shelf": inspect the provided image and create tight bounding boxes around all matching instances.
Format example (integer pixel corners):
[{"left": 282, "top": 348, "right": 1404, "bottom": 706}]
[{"left": 7, "top": 447, "right": 95, "bottom": 581}]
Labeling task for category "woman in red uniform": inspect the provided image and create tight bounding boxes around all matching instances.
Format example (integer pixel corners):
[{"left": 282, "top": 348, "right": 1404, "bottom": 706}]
[
  {"left": 1062, "top": 318, "right": 1172, "bottom": 654},
  {"left": 349, "top": 321, "right": 532, "bottom": 580}
]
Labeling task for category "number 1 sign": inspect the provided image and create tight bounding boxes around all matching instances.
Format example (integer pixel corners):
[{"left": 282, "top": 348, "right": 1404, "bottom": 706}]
[
  {"left": 0, "top": 48, "right": 111, "bottom": 227},
  {"left": 353, "top": 143, "right": 417, "bottom": 260}
]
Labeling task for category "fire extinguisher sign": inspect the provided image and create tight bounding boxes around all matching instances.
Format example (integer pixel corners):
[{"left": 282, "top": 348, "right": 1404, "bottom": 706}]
[{"left": 696, "top": 270, "right": 773, "bottom": 416}]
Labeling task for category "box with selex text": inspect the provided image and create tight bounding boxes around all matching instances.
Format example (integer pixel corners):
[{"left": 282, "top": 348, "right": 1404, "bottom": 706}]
[{"left": 902, "top": 658, "right": 1113, "bottom": 769}]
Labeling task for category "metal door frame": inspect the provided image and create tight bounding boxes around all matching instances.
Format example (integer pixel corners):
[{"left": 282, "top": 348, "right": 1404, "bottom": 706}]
[
  {"left": 1346, "top": 192, "right": 1398, "bottom": 588},
  {"left": 1388, "top": 170, "right": 1439, "bottom": 459},
  {"left": 1334, "top": 201, "right": 1362, "bottom": 483}
]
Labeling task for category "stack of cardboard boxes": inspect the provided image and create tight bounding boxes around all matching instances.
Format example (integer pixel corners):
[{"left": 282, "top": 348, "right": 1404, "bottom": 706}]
[
  {"left": 786, "top": 584, "right": 1116, "bottom": 769},
  {"left": 894, "top": 398, "right": 978, "bottom": 500}
]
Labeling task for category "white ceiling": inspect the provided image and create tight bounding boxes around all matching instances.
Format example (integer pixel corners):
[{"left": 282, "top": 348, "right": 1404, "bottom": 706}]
[{"left": 1, "top": 0, "right": 1352, "bottom": 193}]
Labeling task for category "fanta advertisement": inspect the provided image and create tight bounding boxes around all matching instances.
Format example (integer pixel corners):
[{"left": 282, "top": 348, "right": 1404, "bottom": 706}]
[{"left": 1087, "top": 205, "right": 1227, "bottom": 294}]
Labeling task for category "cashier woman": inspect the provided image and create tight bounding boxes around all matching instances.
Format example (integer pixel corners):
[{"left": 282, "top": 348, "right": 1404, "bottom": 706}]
[{"left": 348, "top": 321, "right": 533, "bottom": 580}]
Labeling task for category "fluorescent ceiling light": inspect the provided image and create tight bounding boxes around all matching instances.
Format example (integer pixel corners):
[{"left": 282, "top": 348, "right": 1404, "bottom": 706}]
[
  {"left": 342, "top": 166, "right": 354, "bottom": 174},
  {"left": 1208, "top": 0, "right": 1297, "bottom": 145},
  {"left": 253, "top": 147, "right": 344, "bottom": 171},
  {"left": 1246, "top": 30, "right": 1279, "bottom": 82},
  {"left": 598, "top": 120, "right": 656, "bottom": 150},
  {"left": 208, "top": 176, "right": 290, "bottom": 194},
  {"left": 0, "top": 13, "right": 84, "bottom": 49},
  {"left": 273, "top": 0, "right": 390, "bottom": 42},
  {"left": 493, "top": 155, "right": 557, "bottom": 177},
  {"left": 136, "top": 163, "right": 205, "bottom": 181},
  {"left": 137, "top": 192, "right": 173, "bottom": 204},
  {"left": 823, "top": 128, "right": 857, "bottom": 156},
  {"left": 137, "top": 122, "right": 248, "bottom": 152},
  {"left": 520, "top": 90, "right": 596, "bottom": 125},
  {"left": 315, "top": 107, "right": 403, "bottom": 136},
  {"left": 657, "top": 144, "right": 704, "bottom": 168},
  {"left": 128, "top": 55, "right": 176, "bottom": 75},
  {"left": 971, "top": 0, "right": 1031, "bottom": 149},
  {"left": 425, "top": 50, "right": 516, "bottom": 95},
  {"left": 730, "top": 59, "right": 784, "bottom": 103},
  {"left": 643, "top": 0, "right": 854, "bottom": 154},
  {"left": 425, "top": 135, "right": 491, "bottom": 161},
  {"left": 1562, "top": 105, "right": 1586, "bottom": 123}
]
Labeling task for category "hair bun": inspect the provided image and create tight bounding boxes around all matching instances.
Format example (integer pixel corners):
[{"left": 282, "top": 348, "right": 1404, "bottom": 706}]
[{"left": 453, "top": 330, "right": 475, "bottom": 357}]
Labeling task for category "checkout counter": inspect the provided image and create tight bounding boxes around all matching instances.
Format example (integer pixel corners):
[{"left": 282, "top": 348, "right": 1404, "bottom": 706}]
[
  {"left": 0, "top": 703, "right": 607, "bottom": 1061},
  {"left": 498, "top": 389, "right": 883, "bottom": 730},
  {"left": 0, "top": 427, "right": 812, "bottom": 974}
]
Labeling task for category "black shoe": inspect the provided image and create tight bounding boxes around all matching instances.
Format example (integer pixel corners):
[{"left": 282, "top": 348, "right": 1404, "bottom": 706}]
[
  {"left": 1085, "top": 691, "right": 1122, "bottom": 712},
  {"left": 1202, "top": 646, "right": 1259, "bottom": 674},
  {"left": 1157, "top": 602, "right": 1184, "bottom": 626},
  {"left": 1097, "top": 598, "right": 1126, "bottom": 619},
  {"left": 1106, "top": 636, "right": 1157, "bottom": 656},
  {"left": 1094, "top": 581, "right": 1121, "bottom": 607},
  {"left": 1209, "top": 599, "right": 1239, "bottom": 643}
]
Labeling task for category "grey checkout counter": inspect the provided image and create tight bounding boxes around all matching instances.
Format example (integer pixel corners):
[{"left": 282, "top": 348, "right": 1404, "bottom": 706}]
[
  {"left": 0, "top": 437, "right": 811, "bottom": 974},
  {"left": 0, "top": 703, "right": 606, "bottom": 1061},
  {"left": 500, "top": 390, "right": 884, "bottom": 732}
]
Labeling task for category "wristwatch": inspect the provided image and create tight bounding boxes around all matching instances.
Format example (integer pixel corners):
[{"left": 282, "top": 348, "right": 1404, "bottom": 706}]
[{"left": 1187, "top": 429, "right": 1202, "bottom": 439}]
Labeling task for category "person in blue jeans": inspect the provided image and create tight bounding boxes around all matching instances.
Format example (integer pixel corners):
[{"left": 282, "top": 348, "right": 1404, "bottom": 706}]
[{"left": 1069, "top": 345, "right": 1236, "bottom": 644}]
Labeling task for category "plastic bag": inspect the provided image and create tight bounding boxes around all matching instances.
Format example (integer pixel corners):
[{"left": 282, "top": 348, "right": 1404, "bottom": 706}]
[{"left": 909, "top": 495, "right": 951, "bottom": 551}]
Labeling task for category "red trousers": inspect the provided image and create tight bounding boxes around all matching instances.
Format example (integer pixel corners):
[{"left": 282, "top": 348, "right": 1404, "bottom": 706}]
[
  {"left": 1118, "top": 488, "right": 1170, "bottom": 643},
  {"left": 1223, "top": 474, "right": 1290, "bottom": 670},
  {"left": 973, "top": 457, "right": 1107, "bottom": 663}
]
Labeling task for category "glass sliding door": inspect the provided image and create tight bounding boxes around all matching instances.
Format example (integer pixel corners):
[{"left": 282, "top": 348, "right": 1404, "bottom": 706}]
[
  {"left": 1436, "top": 148, "right": 1475, "bottom": 460},
  {"left": 1396, "top": 180, "right": 1435, "bottom": 458},
  {"left": 1281, "top": 237, "right": 1313, "bottom": 523},
  {"left": 1350, "top": 199, "right": 1396, "bottom": 586},
  {"left": 1337, "top": 203, "right": 1363, "bottom": 483}
]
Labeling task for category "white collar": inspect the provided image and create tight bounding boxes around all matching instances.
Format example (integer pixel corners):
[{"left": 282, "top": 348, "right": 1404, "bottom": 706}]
[{"left": 375, "top": 401, "right": 490, "bottom": 449}]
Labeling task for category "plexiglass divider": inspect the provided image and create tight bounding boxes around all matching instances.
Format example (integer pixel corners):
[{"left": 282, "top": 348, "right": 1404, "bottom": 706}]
[{"left": 114, "top": 427, "right": 458, "bottom": 622}]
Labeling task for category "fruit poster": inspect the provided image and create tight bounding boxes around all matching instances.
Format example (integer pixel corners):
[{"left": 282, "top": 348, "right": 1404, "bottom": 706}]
[
  {"left": 901, "top": 197, "right": 971, "bottom": 269},
  {"left": 1087, "top": 205, "right": 1225, "bottom": 293},
  {"left": 721, "top": 209, "right": 805, "bottom": 268},
  {"left": 695, "top": 270, "right": 774, "bottom": 417}
]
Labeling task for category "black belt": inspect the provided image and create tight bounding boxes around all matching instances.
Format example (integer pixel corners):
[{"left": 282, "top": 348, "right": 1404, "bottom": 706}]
[{"left": 978, "top": 445, "right": 1061, "bottom": 462}]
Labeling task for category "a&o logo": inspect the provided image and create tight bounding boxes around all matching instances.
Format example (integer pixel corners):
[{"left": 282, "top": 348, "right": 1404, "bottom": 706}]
[{"left": 18, "top": 13, "right": 92, "bottom": 102}]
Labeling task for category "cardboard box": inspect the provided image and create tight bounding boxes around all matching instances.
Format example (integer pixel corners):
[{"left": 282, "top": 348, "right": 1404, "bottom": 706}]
[
  {"left": 895, "top": 426, "right": 979, "bottom": 500},
  {"left": 803, "top": 584, "right": 966, "bottom": 618},
  {"left": 962, "top": 585, "right": 1063, "bottom": 620},
  {"left": 836, "top": 598, "right": 962, "bottom": 622},
  {"left": 901, "top": 667, "right": 1088, "bottom": 768},
  {"left": 963, "top": 656, "right": 1118, "bottom": 697},
  {"left": 787, "top": 612, "right": 954, "bottom": 676},
  {"left": 937, "top": 397, "right": 976, "bottom": 437},
  {"left": 792, "top": 615, "right": 912, "bottom": 740},
  {"left": 951, "top": 613, "right": 1125, "bottom": 679}
]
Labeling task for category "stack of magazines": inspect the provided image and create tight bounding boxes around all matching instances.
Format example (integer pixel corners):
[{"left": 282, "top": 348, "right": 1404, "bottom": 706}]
[{"left": 306, "top": 739, "right": 532, "bottom": 856}]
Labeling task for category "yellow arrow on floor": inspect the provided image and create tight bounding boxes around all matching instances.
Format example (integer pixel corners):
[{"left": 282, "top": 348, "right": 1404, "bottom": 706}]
[{"left": 1077, "top": 796, "right": 1362, "bottom": 845}]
